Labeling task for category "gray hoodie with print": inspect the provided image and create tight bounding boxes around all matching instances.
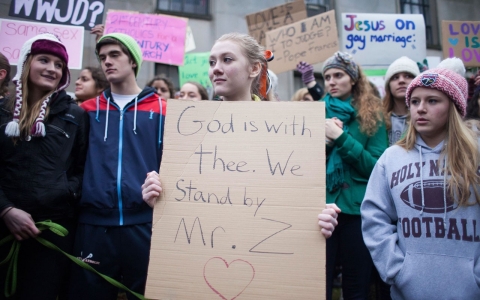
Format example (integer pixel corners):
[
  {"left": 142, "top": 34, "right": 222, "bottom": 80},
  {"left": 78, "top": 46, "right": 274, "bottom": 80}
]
[{"left": 361, "top": 136, "right": 480, "bottom": 300}]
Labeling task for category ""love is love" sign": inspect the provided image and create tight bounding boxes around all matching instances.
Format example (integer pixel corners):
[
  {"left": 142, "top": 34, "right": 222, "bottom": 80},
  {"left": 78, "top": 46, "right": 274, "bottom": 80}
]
[{"left": 442, "top": 20, "right": 480, "bottom": 67}]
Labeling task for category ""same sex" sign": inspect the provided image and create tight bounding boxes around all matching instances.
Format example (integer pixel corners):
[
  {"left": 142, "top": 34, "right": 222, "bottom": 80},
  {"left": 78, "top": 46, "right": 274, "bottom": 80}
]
[{"left": 0, "top": 19, "right": 84, "bottom": 69}]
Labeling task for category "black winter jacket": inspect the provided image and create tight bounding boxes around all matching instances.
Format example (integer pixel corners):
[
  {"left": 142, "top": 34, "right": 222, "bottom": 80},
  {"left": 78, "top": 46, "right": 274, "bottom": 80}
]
[
  {"left": 308, "top": 82, "right": 324, "bottom": 100},
  {"left": 0, "top": 91, "right": 89, "bottom": 221}
]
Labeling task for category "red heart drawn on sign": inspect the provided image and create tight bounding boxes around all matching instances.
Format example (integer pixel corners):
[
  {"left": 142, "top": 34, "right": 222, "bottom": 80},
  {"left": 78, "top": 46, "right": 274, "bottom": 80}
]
[{"left": 203, "top": 257, "right": 255, "bottom": 300}]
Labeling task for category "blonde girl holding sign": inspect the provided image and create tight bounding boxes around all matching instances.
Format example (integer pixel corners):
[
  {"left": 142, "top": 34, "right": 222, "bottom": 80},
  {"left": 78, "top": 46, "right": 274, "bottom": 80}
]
[{"left": 142, "top": 32, "right": 276, "bottom": 201}]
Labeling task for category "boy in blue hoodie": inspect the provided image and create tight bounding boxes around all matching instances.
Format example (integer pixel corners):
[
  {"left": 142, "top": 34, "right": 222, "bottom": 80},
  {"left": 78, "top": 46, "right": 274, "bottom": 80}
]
[{"left": 69, "top": 33, "right": 166, "bottom": 299}]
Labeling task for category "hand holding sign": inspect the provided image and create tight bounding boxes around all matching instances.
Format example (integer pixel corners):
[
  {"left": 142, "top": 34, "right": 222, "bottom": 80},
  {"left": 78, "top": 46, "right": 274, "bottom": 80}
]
[
  {"left": 141, "top": 171, "right": 162, "bottom": 208},
  {"left": 90, "top": 24, "right": 105, "bottom": 42}
]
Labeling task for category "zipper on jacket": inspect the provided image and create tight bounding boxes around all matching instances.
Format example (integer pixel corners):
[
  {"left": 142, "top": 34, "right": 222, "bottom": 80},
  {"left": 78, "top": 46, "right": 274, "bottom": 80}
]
[
  {"left": 114, "top": 93, "right": 154, "bottom": 226},
  {"left": 48, "top": 124, "right": 70, "bottom": 138},
  {"left": 117, "top": 107, "right": 125, "bottom": 226}
]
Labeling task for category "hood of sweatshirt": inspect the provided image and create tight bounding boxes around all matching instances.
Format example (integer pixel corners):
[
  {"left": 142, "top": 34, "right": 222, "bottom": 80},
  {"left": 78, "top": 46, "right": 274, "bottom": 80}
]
[{"left": 91, "top": 87, "right": 162, "bottom": 144}]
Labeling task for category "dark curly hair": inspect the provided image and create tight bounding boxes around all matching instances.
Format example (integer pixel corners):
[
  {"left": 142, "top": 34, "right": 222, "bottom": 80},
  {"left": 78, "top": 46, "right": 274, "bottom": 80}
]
[{"left": 84, "top": 66, "right": 109, "bottom": 91}]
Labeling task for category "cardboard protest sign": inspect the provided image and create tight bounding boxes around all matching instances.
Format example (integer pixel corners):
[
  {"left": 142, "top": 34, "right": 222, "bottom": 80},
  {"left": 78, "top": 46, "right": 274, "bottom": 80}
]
[
  {"left": 0, "top": 19, "right": 84, "bottom": 69},
  {"left": 145, "top": 100, "right": 326, "bottom": 299},
  {"left": 246, "top": 0, "right": 307, "bottom": 47},
  {"left": 9, "top": 0, "right": 105, "bottom": 30},
  {"left": 104, "top": 10, "right": 187, "bottom": 65},
  {"left": 178, "top": 52, "right": 211, "bottom": 94},
  {"left": 442, "top": 21, "right": 480, "bottom": 67},
  {"left": 341, "top": 13, "right": 426, "bottom": 67},
  {"left": 266, "top": 10, "right": 338, "bottom": 74}
]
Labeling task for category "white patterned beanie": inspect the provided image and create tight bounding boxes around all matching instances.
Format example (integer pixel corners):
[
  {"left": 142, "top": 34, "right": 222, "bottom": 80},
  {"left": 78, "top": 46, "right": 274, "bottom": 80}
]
[
  {"left": 384, "top": 56, "right": 420, "bottom": 86},
  {"left": 5, "top": 33, "right": 70, "bottom": 137}
]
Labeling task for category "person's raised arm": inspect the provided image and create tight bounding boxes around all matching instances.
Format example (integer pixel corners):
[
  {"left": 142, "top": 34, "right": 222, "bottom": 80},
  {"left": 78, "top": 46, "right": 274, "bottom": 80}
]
[
  {"left": 296, "top": 61, "right": 324, "bottom": 100},
  {"left": 90, "top": 24, "right": 105, "bottom": 43}
]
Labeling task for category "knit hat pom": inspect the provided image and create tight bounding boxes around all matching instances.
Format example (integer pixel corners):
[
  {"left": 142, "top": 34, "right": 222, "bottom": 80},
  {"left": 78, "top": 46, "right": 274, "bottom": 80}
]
[
  {"left": 5, "top": 120, "right": 20, "bottom": 137},
  {"left": 436, "top": 57, "right": 466, "bottom": 77}
]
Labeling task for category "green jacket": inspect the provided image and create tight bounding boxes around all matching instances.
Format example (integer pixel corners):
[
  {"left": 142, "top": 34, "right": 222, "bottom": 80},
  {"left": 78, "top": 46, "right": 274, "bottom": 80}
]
[{"left": 326, "top": 117, "right": 387, "bottom": 215}]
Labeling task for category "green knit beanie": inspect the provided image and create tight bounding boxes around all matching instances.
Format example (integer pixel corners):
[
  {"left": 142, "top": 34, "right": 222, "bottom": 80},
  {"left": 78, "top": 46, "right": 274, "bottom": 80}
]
[{"left": 96, "top": 33, "right": 143, "bottom": 77}]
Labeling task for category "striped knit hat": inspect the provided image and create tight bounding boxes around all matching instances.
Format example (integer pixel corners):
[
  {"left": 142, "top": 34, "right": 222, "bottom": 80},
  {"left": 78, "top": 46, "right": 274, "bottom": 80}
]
[
  {"left": 5, "top": 33, "right": 70, "bottom": 137},
  {"left": 406, "top": 58, "right": 467, "bottom": 117}
]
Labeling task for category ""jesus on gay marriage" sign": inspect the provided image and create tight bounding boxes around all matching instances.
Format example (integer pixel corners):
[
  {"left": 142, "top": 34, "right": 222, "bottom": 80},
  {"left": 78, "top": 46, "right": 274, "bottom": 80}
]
[{"left": 145, "top": 100, "right": 326, "bottom": 299}]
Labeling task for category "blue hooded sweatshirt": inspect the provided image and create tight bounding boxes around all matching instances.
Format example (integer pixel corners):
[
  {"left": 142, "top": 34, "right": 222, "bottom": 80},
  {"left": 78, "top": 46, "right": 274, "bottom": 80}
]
[{"left": 79, "top": 87, "right": 166, "bottom": 226}]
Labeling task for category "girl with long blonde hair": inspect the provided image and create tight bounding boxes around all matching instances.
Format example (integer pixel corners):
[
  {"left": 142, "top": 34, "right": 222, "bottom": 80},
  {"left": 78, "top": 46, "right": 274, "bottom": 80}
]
[
  {"left": 362, "top": 65, "right": 480, "bottom": 299},
  {"left": 141, "top": 32, "right": 276, "bottom": 206}
]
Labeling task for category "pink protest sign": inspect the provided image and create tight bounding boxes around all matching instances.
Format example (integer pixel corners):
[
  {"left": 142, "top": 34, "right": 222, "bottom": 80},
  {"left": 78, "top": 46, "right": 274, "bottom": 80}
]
[
  {"left": 0, "top": 19, "right": 84, "bottom": 69},
  {"left": 104, "top": 10, "right": 187, "bottom": 66}
]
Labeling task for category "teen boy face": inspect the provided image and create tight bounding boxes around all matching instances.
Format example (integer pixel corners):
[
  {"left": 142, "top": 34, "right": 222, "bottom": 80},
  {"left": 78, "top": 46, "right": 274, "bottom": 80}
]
[{"left": 98, "top": 44, "right": 137, "bottom": 83}]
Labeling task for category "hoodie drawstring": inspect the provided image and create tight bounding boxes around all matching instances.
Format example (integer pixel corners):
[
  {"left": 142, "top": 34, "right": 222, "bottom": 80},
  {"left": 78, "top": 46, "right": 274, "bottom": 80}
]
[
  {"left": 95, "top": 96, "right": 100, "bottom": 122},
  {"left": 133, "top": 96, "right": 138, "bottom": 135},
  {"left": 418, "top": 144, "right": 448, "bottom": 228},
  {"left": 443, "top": 156, "right": 448, "bottom": 228},
  {"left": 104, "top": 97, "right": 110, "bottom": 141},
  {"left": 158, "top": 96, "right": 163, "bottom": 148},
  {"left": 99, "top": 93, "right": 161, "bottom": 145},
  {"left": 419, "top": 146, "right": 425, "bottom": 215}
]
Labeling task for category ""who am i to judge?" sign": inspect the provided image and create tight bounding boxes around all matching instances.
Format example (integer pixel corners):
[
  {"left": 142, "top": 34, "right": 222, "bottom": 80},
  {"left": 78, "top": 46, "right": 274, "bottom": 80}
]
[{"left": 146, "top": 100, "right": 326, "bottom": 299}]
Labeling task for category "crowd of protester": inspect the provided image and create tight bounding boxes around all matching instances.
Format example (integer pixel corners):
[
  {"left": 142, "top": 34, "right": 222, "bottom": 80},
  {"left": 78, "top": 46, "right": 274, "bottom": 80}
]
[{"left": 1, "top": 22, "right": 480, "bottom": 300}]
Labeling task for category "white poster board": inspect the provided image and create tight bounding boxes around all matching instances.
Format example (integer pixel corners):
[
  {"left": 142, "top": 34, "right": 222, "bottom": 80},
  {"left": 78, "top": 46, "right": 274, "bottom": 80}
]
[{"left": 340, "top": 13, "right": 426, "bottom": 67}]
